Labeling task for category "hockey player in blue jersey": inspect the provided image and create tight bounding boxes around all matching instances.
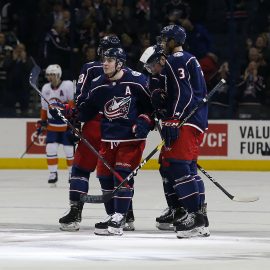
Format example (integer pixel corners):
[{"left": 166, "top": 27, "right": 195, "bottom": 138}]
[
  {"left": 58, "top": 36, "right": 136, "bottom": 233},
  {"left": 147, "top": 25, "right": 210, "bottom": 238},
  {"left": 140, "top": 45, "right": 185, "bottom": 231},
  {"left": 78, "top": 47, "right": 154, "bottom": 235}
]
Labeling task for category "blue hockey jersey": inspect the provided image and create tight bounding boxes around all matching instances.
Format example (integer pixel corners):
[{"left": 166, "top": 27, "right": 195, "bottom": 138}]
[
  {"left": 160, "top": 51, "right": 208, "bottom": 132},
  {"left": 79, "top": 70, "right": 153, "bottom": 141},
  {"left": 75, "top": 61, "right": 104, "bottom": 106},
  {"left": 75, "top": 61, "right": 133, "bottom": 106}
]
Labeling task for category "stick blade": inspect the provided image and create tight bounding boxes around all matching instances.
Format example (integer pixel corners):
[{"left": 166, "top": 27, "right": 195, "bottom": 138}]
[
  {"left": 232, "top": 196, "right": 259, "bottom": 203},
  {"left": 80, "top": 194, "right": 104, "bottom": 204},
  {"left": 29, "top": 65, "right": 41, "bottom": 86}
]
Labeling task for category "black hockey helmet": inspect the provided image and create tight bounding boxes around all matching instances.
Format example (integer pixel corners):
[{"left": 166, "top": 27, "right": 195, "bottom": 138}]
[
  {"left": 103, "top": 47, "right": 126, "bottom": 66},
  {"left": 97, "top": 35, "right": 121, "bottom": 56},
  {"left": 160, "top": 24, "right": 186, "bottom": 45}
]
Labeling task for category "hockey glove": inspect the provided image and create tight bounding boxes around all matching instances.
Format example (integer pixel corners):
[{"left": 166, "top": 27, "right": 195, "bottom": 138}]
[
  {"left": 49, "top": 102, "right": 76, "bottom": 119},
  {"left": 161, "top": 118, "right": 180, "bottom": 147},
  {"left": 132, "top": 114, "right": 154, "bottom": 138},
  {"left": 49, "top": 107, "right": 65, "bottom": 122},
  {"left": 36, "top": 120, "right": 47, "bottom": 135},
  {"left": 151, "top": 89, "right": 167, "bottom": 118}
]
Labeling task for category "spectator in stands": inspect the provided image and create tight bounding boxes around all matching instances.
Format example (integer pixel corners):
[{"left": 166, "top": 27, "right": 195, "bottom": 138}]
[
  {"left": 164, "top": 0, "right": 190, "bottom": 22},
  {"left": 42, "top": 19, "right": 78, "bottom": 78},
  {"left": 255, "top": 34, "right": 270, "bottom": 63},
  {"left": 180, "top": 18, "right": 213, "bottom": 59},
  {"left": 6, "top": 43, "right": 33, "bottom": 117},
  {"left": 0, "top": 32, "right": 13, "bottom": 57},
  {"left": 236, "top": 60, "right": 267, "bottom": 119},
  {"left": 83, "top": 44, "right": 97, "bottom": 62},
  {"left": 0, "top": 32, "right": 13, "bottom": 115},
  {"left": 208, "top": 61, "right": 231, "bottom": 119}
]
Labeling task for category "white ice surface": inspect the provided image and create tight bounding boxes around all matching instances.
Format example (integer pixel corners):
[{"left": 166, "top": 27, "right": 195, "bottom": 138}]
[{"left": 0, "top": 169, "right": 270, "bottom": 270}]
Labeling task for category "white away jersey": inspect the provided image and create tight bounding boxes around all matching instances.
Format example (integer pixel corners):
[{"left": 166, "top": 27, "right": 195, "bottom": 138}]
[{"left": 41, "top": 80, "right": 74, "bottom": 117}]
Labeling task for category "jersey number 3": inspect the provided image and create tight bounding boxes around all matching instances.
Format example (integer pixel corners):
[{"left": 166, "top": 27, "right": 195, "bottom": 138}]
[{"left": 178, "top": 68, "right": 185, "bottom": 79}]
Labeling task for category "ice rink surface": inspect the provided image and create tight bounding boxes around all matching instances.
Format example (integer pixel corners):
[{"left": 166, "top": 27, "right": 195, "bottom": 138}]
[{"left": 0, "top": 169, "right": 270, "bottom": 270}]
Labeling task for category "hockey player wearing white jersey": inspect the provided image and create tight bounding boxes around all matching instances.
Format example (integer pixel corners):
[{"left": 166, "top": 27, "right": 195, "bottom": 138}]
[{"left": 39, "top": 64, "right": 75, "bottom": 186}]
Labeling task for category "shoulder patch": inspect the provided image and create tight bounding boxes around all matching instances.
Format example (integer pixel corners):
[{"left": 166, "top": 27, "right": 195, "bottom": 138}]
[
  {"left": 92, "top": 75, "right": 101, "bottom": 82},
  {"left": 173, "top": 52, "right": 183, "bottom": 57},
  {"left": 131, "top": 71, "right": 142, "bottom": 76}
]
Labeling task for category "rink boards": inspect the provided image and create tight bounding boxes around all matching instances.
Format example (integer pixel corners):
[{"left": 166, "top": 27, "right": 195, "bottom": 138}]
[{"left": 1, "top": 119, "right": 270, "bottom": 170}]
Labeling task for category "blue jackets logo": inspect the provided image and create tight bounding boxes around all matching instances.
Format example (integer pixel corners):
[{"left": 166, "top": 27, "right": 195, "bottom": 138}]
[{"left": 104, "top": 96, "right": 131, "bottom": 120}]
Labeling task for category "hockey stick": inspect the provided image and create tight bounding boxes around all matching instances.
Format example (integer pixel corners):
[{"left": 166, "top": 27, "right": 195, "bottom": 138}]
[
  {"left": 20, "top": 131, "right": 41, "bottom": 158},
  {"left": 197, "top": 164, "right": 259, "bottom": 202},
  {"left": 154, "top": 119, "right": 259, "bottom": 203},
  {"left": 81, "top": 79, "right": 227, "bottom": 203},
  {"left": 29, "top": 65, "right": 127, "bottom": 186}
]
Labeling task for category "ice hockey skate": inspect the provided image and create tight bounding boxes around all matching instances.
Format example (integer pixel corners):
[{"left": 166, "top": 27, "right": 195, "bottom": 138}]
[
  {"left": 197, "top": 203, "right": 210, "bottom": 237},
  {"left": 59, "top": 203, "right": 83, "bottom": 231},
  {"left": 123, "top": 210, "right": 135, "bottom": 231},
  {"left": 107, "top": 213, "right": 125, "bottom": 236},
  {"left": 175, "top": 211, "right": 205, "bottom": 239},
  {"left": 94, "top": 215, "right": 113, "bottom": 236},
  {"left": 156, "top": 207, "right": 187, "bottom": 231},
  {"left": 48, "top": 172, "right": 58, "bottom": 187}
]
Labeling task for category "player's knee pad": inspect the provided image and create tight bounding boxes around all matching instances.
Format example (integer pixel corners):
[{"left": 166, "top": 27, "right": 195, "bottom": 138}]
[
  {"left": 190, "top": 160, "right": 198, "bottom": 175},
  {"left": 71, "top": 166, "right": 91, "bottom": 179},
  {"left": 69, "top": 168, "right": 89, "bottom": 201},
  {"left": 114, "top": 167, "right": 134, "bottom": 188},
  {"left": 46, "top": 143, "right": 58, "bottom": 156},
  {"left": 98, "top": 176, "right": 114, "bottom": 192}
]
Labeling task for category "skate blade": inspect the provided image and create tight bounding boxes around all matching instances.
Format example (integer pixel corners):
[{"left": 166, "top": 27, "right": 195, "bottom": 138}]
[
  {"left": 94, "top": 228, "right": 111, "bottom": 236},
  {"left": 176, "top": 226, "right": 205, "bottom": 239},
  {"left": 123, "top": 222, "right": 135, "bottom": 231},
  {"left": 108, "top": 226, "right": 123, "bottom": 236},
  {"left": 197, "top": 226, "right": 210, "bottom": 237},
  {"left": 156, "top": 222, "right": 174, "bottom": 231},
  {"left": 49, "top": 183, "right": 57, "bottom": 188},
  {"left": 59, "top": 223, "right": 80, "bottom": 232}
]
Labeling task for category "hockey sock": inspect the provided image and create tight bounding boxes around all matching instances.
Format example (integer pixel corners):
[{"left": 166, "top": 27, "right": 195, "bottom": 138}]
[
  {"left": 46, "top": 143, "right": 58, "bottom": 172},
  {"left": 190, "top": 160, "right": 205, "bottom": 207},
  {"left": 69, "top": 166, "right": 90, "bottom": 202},
  {"left": 63, "top": 145, "right": 74, "bottom": 168},
  {"left": 114, "top": 168, "right": 133, "bottom": 215},
  {"left": 99, "top": 176, "right": 114, "bottom": 215},
  {"left": 168, "top": 161, "right": 200, "bottom": 213},
  {"left": 160, "top": 166, "right": 179, "bottom": 209},
  {"left": 194, "top": 174, "right": 205, "bottom": 207}
]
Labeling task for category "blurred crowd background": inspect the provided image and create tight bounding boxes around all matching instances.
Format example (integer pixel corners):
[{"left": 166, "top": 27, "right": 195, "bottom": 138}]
[{"left": 0, "top": 0, "right": 270, "bottom": 120}]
